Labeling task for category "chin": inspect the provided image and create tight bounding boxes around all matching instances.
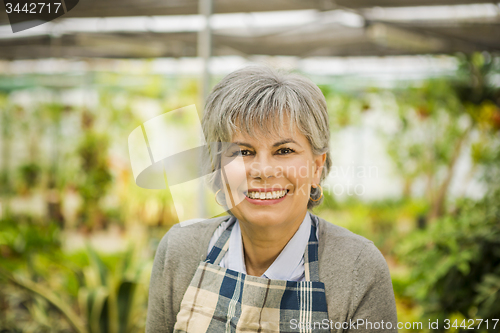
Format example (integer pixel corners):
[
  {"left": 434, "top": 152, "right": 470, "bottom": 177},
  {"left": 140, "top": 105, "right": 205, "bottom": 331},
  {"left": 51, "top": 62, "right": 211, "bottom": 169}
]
[{"left": 238, "top": 209, "right": 289, "bottom": 226}]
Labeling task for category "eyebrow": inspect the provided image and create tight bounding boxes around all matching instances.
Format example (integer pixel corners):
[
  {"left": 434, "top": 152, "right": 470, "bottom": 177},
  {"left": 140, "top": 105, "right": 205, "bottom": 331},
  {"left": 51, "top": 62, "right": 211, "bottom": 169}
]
[{"left": 232, "top": 138, "right": 301, "bottom": 148}]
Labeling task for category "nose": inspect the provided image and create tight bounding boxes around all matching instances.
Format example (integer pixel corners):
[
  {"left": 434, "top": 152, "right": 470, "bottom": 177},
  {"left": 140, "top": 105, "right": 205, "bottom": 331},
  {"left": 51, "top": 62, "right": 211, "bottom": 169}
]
[{"left": 248, "top": 153, "right": 279, "bottom": 179}]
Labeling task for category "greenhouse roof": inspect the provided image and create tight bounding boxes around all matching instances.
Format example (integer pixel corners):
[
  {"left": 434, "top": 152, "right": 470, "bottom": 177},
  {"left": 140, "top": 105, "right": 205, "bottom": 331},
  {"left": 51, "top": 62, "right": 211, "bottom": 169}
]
[
  {"left": 0, "top": 1, "right": 499, "bottom": 59},
  {"left": 0, "top": 0, "right": 495, "bottom": 23}
]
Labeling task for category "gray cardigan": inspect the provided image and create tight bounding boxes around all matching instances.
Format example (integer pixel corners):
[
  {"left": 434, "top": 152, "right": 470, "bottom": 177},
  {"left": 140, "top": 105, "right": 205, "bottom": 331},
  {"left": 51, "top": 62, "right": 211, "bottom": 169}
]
[{"left": 146, "top": 215, "right": 398, "bottom": 332}]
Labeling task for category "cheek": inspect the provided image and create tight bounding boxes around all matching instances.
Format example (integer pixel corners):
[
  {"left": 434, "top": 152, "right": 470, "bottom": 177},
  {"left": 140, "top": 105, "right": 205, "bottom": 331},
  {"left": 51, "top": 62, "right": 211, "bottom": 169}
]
[
  {"left": 282, "top": 159, "right": 315, "bottom": 185},
  {"left": 221, "top": 156, "right": 247, "bottom": 192}
]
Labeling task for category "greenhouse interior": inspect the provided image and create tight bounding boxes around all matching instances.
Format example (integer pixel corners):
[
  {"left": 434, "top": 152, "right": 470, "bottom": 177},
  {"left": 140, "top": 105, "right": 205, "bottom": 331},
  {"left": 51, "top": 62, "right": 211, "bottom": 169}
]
[{"left": 0, "top": 0, "right": 499, "bottom": 332}]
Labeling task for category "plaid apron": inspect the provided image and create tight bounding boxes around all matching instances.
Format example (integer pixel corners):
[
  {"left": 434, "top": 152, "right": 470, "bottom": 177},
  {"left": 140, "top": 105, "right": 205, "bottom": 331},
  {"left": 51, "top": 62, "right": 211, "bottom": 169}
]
[{"left": 173, "top": 215, "right": 329, "bottom": 333}]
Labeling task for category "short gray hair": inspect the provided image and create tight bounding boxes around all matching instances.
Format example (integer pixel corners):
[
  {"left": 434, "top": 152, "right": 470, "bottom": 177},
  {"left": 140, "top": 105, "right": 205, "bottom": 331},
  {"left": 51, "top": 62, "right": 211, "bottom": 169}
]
[{"left": 202, "top": 66, "right": 331, "bottom": 209}]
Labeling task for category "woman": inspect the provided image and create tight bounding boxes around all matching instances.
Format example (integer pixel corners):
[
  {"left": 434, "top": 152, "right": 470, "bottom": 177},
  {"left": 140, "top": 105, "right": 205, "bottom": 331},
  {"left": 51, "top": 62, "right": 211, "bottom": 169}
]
[{"left": 146, "top": 66, "right": 398, "bottom": 332}]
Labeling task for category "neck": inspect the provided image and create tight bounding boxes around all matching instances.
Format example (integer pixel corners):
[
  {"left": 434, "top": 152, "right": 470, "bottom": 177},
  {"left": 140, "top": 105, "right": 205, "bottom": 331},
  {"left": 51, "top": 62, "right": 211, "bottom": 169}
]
[{"left": 239, "top": 211, "right": 307, "bottom": 277}]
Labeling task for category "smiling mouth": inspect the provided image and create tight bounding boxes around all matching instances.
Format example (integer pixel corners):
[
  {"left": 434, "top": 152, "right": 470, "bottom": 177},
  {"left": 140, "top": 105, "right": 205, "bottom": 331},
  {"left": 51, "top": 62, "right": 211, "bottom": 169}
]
[{"left": 244, "top": 189, "right": 289, "bottom": 200}]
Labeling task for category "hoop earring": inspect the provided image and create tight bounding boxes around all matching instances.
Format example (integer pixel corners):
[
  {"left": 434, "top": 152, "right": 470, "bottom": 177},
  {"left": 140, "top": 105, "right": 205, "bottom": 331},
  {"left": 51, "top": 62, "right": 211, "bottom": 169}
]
[
  {"left": 214, "top": 189, "right": 223, "bottom": 206},
  {"left": 310, "top": 184, "right": 323, "bottom": 202}
]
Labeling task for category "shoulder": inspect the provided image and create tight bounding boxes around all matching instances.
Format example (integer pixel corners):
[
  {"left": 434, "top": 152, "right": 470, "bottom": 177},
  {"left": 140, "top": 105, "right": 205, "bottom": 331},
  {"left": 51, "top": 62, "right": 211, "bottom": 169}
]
[
  {"left": 316, "top": 215, "right": 377, "bottom": 261},
  {"left": 164, "top": 216, "right": 228, "bottom": 242},
  {"left": 313, "top": 214, "right": 396, "bottom": 324},
  {"left": 315, "top": 214, "right": 390, "bottom": 282},
  {"left": 147, "top": 216, "right": 231, "bottom": 333},
  {"left": 157, "top": 215, "right": 231, "bottom": 261}
]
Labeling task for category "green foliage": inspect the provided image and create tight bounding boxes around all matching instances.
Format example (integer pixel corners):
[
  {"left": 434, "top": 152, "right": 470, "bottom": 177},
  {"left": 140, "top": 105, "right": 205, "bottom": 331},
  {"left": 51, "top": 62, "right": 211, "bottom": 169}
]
[
  {"left": 2, "top": 53, "right": 500, "bottom": 332},
  {"left": 383, "top": 53, "right": 500, "bottom": 222},
  {"left": 320, "top": 87, "right": 366, "bottom": 129},
  {"left": 317, "top": 196, "right": 429, "bottom": 254},
  {"left": 77, "top": 245, "right": 150, "bottom": 333},
  {"left": 0, "top": 216, "right": 61, "bottom": 269},
  {"left": 0, "top": 215, "right": 150, "bottom": 333},
  {"left": 387, "top": 79, "right": 468, "bottom": 185},
  {"left": 0, "top": 216, "right": 82, "bottom": 332},
  {"left": 397, "top": 147, "right": 500, "bottom": 332},
  {"left": 1, "top": 240, "right": 151, "bottom": 333},
  {"left": 77, "top": 128, "right": 113, "bottom": 228},
  {"left": 455, "top": 52, "right": 500, "bottom": 108},
  {"left": 17, "top": 162, "right": 42, "bottom": 193}
]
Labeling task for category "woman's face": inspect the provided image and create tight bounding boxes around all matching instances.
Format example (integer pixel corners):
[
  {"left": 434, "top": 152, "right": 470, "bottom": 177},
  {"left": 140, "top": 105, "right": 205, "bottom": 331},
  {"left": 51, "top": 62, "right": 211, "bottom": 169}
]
[{"left": 220, "top": 122, "right": 326, "bottom": 230}]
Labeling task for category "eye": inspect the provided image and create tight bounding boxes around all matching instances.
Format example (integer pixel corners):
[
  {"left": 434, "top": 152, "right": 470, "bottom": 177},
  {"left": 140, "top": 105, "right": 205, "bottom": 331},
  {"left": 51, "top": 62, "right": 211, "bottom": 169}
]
[
  {"left": 277, "top": 147, "right": 295, "bottom": 155},
  {"left": 231, "top": 149, "right": 252, "bottom": 157}
]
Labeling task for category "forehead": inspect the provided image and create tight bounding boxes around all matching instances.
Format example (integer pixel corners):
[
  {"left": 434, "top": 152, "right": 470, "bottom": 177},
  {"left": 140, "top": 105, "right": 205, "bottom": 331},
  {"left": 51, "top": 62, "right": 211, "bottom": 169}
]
[
  {"left": 231, "top": 112, "right": 297, "bottom": 138},
  {"left": 230, "top": 123, "right": 308, "bottom": 148}
]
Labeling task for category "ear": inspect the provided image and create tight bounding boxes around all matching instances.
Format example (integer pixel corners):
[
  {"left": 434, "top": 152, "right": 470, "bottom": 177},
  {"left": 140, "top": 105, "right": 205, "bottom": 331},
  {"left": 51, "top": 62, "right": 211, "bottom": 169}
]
[{"left": 312, "top": 153, "right": 327, "bottom": 184}]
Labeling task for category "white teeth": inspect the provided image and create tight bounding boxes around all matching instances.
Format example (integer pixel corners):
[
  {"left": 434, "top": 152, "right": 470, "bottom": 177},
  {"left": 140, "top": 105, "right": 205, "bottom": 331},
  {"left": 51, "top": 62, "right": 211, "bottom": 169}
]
[{"left": 247, "top": 190, "right": 287, "bottom": 200}]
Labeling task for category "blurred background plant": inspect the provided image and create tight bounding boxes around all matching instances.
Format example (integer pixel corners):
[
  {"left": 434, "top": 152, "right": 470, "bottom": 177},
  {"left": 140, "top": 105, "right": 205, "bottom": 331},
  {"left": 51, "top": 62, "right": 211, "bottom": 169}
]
[
  {"left": 392, "top": 53, "right": 500, "bottom": 332},
  {"left": 0, "top": 214, "right": 151, "bottom": 333}
]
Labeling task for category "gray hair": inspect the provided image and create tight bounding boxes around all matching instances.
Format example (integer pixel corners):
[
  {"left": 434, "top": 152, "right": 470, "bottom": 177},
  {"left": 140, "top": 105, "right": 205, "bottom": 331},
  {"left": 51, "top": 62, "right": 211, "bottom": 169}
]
[{"left": 202, "top": 66, "right": 331, "bottom": 209}]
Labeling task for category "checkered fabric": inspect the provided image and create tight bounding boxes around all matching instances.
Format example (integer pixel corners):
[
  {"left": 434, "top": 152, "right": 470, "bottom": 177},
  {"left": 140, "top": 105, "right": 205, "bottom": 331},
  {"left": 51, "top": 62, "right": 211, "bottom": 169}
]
[{"left": 173, "top": 215, "right": 329, "bottom": 333}]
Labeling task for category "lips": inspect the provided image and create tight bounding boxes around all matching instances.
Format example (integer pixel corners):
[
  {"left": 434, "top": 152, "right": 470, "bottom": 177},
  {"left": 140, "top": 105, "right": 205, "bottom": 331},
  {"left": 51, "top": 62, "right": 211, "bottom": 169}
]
[{"left": 244, "top": 188, "right": 290, "bottom": 201}]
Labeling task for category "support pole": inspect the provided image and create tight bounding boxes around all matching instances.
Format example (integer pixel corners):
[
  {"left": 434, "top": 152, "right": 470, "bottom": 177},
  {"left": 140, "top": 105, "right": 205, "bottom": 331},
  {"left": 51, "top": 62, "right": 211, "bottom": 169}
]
[
  {"left": 197, "top": 0, "right": 213, "bottom": 218},
  {"left": 198, "top": 0, "right": 213, "bottom": 106}
]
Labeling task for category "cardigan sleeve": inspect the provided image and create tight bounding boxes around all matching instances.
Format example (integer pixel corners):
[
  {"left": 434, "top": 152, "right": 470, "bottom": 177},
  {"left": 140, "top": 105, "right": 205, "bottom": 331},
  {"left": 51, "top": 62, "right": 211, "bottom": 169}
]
[
  {"left": 145, "top": 220, "right": 220, "bottom": 333},
  {"left": 146, "top": 228, "right": 174, "bottom": 333},
  {"left": 348, "top": 242, "right": 398, "bottom": 332}
]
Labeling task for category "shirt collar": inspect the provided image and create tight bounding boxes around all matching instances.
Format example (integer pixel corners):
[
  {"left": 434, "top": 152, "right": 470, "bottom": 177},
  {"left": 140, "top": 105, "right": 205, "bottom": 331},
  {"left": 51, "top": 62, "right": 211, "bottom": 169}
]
[
  {"left": 228, "top": 212, "right": 312, "bottom": 281},
  {"left": 227, "top": 221, "right": 246, "bottom": 273}
]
